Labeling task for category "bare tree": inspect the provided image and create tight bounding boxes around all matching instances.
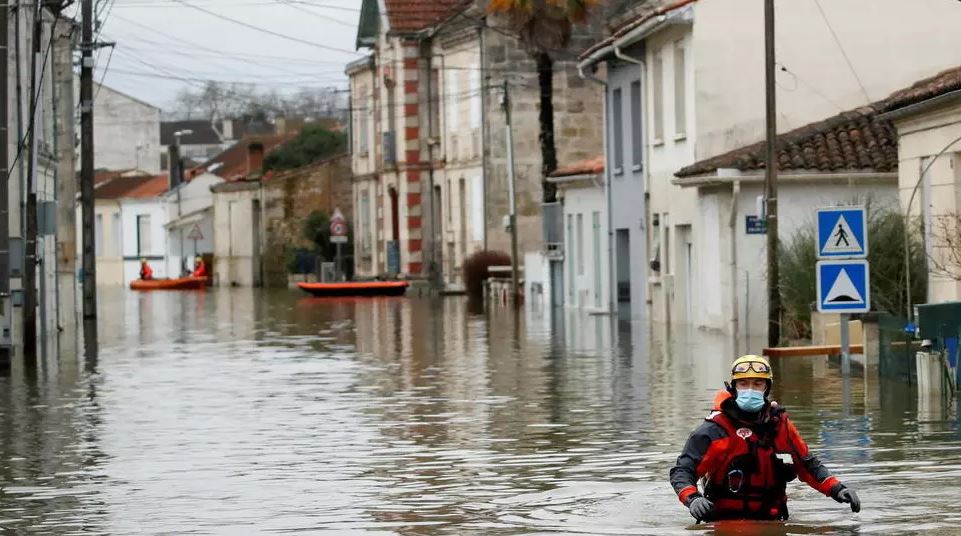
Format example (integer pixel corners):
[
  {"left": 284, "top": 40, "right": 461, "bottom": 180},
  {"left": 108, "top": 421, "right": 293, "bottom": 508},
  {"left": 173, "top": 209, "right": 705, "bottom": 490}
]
[{"left": 929, "top": 213, "right": 961, "bottom": 280}]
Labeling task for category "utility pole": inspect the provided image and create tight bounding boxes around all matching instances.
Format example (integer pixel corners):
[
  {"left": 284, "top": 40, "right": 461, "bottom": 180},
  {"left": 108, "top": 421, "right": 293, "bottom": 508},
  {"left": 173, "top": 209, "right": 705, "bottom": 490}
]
[
  {"left": 764, "top": 0, "right": 781, "bottom": 347},
  {"left": 0, "top": 0, "right": 11, "bottom": 369},
  {"left": 80, "top": 0, "right": 97, "bottom": 326},
  {"left": 23, "top": 0, "right": 43, "bottom": 359},
  {"left": 502, "top": 80, "right": 519, "bottom": 305}
]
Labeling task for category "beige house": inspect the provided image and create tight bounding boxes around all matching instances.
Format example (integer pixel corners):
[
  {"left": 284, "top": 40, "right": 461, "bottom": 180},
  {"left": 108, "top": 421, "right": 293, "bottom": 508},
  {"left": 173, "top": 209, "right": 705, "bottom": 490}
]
[
  {"left": 881, "top": 66, "right": 961, "bottom": 305},
  {"left": 349, "top": 0, "right": 604, "bottom": 292}
]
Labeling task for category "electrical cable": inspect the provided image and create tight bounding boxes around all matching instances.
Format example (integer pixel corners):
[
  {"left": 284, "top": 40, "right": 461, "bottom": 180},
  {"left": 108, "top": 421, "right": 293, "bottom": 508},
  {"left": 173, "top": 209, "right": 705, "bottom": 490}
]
[{"left": 812, "top": 0, "right": 870, "bottom": 104}]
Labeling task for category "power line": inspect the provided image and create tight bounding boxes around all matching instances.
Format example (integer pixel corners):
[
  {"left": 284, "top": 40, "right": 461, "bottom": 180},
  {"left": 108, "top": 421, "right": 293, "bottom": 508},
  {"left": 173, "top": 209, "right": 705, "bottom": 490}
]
[
  {"left": 112, "top": 0, "right": 359, "bottom": 11},
  {"left": 276, "top": 0, "right": 353, "bottom": 27},
  {"left": 169, "top": 0, "right": 359, "bottom": 56},
  {"left": 94, "top": 44, "right": 116, "bottom": 100},
  {"left": 8, "top": 16, "right": 59, "bottom": 177},
  {"left": 812, "top": 0, "right": 870, "bottom": 104}
]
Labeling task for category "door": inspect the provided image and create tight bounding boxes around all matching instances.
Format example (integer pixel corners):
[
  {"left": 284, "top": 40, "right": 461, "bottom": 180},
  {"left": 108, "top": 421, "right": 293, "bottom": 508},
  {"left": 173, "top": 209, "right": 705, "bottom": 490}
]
[{"left": 592, "top": 211, "right": 602, "bottom": 309}]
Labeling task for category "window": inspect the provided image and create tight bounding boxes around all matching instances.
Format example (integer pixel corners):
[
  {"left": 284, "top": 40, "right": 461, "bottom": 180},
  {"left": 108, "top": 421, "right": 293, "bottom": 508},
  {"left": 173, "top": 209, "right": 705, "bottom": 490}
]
[
  {"left": 469, "top": 64, "right": 481, "bottom": 129},
  {"left": 576, "top": 213, "right": 584, "bottom": 275},
  {"left": 360, "top": 191, "right": 371, "bottom": 253},
  {"left": 653, "top": 51, "right": 664, "bottom": 143},
  {"left": 357, "top": 88, "right": 369, "bottom": 154},
  {"left": 95, "top": 214, "right": 103, "bottom": 257},
  {"left": 630, "top": 80, "right": 643, "bottom": 170},
  {"left": 137, "top": 215, "right": 151, "bottom": 256},
  {"left": 567, "top": 214, "right": 574, "bottom": 300},
  {"left": 674, "top": 40, "right": 687, "bottom": 139},
  {"left": 611, "top": 87, "right": 623, "bottom": 174},
  {"left": 471, "top": 176, "right": 484, "bottom": 242},
  {"left": 112, "top": 213, "right": 121, "bottom": 256},
  {"left": 446, "top": 70, "right": 459, "bottom": 131},
  {"left": 592, "top": 211, "right": 601, "bottom": 308},
  {"left": 430, "top": 69, "right": 440, "bottom": 137}
]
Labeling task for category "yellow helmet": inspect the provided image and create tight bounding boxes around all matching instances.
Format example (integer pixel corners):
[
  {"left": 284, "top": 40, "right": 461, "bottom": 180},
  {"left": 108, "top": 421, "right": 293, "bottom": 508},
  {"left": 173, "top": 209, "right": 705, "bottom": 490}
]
[{"left": 730, "top": 354, "right": 773, "bottom": 383}]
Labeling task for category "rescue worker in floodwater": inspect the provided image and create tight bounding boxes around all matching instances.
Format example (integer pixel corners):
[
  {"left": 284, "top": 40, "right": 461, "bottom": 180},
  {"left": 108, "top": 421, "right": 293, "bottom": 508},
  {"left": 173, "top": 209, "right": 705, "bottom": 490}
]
[
  {"left": 670, "top": 355, "right": 861, "bottom": 522},
  {"left": 191, "top": 255, "right": 207, "bottom": 278}
]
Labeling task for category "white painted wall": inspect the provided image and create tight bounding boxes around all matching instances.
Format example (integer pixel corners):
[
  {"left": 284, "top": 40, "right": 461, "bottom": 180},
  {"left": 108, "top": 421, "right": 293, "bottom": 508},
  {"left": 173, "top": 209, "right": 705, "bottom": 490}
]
[
  {"left": 561, "top": 183, "right": 609, "bottom": 312},
  {"left": 695, "top": 177, "right": 899, "bottom": 336},
  {"left": 164, "top": 173, "right": 222, "bottom": 276},
  {"left": 212, "top": 187, "right": 262, "bottom": 286},
  {"left": 92, "top": 83, "right": 161, "bottom": 173},
  {"left": 119, "top": 198, "right": 169, "bottom": 283},
  {"left": 692, "top": 0, "right": 961, "bottom": 161},
  {"left": 892, "top": 103, "right": 961, "bottom": 303}
]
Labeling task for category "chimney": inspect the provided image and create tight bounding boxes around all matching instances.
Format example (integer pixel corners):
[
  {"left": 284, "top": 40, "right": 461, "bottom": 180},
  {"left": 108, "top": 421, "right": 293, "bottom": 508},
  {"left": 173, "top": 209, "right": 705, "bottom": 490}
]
[
  {"left": 222, "top": 119, "right": 234, "bottom": 141},
  {"left": 167, "top": 144, "right": 182, "bottom": 189},
  {"left": 247, "top": 142, "right": 265, "bottom": 177}
]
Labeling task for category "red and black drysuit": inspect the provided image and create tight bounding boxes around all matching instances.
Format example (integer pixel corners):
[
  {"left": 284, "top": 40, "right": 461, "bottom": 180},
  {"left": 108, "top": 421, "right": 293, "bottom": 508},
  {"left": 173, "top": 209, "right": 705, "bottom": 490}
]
[{"left": 669, "top": 389, "right": 841, "bottom": 521}]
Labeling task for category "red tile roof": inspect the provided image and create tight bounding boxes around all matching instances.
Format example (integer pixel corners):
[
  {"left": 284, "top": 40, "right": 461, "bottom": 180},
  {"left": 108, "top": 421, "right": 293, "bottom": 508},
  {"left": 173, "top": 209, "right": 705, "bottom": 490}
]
[
  {"left": 550, "top": 156, "right": 605, "bottom": 177},
  {"left": 200, "top": 134, "right": 298, "bottom": 182},
  {"left": 676, "top": 107, "right": 898, "bottom": 178},
  {"left": 579, "top": 0, "right": 698, "bottom": 61},
  {"left": 881, "top": 65, "right": 961, "bottom": 113},
  {"left": 95, "top": 175, "right": 169, "bottom": 200},
  {"left": 384, "top": 0, "right": 466, "bottom": 32},
  {"left": 677, "top": 64, "right": 961, "bottom": 179}
]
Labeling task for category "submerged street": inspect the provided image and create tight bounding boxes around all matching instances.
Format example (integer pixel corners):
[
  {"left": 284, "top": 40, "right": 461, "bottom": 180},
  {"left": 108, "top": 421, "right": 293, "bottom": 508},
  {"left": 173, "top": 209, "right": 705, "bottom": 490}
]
[{"left": 1, "top": 289, "right": 960, "bottom": 535}]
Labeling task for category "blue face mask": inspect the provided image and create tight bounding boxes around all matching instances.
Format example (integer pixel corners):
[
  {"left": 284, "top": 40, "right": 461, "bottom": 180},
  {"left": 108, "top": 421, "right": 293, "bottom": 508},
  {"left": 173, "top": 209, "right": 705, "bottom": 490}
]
[{"left": 735, "top": 389, "right": 765, "bottom": 413}]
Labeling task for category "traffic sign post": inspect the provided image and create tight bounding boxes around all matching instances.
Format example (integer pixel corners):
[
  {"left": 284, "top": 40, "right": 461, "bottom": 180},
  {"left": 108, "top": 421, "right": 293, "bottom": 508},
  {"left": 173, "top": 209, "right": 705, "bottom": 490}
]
[
  {"left": 329, "top": 208, "right": 348, "bottom": 280},
  {"left": 816, "top": 206, "right": 869, "bottom": 375}
]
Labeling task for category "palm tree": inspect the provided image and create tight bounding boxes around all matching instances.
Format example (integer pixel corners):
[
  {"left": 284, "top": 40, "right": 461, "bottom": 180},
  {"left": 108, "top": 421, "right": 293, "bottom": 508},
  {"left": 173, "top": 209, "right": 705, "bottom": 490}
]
[{"left": 488, "top": 0, "right": 597, "bottom": 203}]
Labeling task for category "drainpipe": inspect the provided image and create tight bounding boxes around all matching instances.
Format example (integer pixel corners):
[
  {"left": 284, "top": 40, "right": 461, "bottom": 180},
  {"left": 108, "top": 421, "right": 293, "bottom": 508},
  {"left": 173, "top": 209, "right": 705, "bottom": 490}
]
[
  {"left": 577, "top": 62, "right": 612, "bottom": 313},
  {"left": 729, "top": 180, "right": 740, "bottom": 354}
]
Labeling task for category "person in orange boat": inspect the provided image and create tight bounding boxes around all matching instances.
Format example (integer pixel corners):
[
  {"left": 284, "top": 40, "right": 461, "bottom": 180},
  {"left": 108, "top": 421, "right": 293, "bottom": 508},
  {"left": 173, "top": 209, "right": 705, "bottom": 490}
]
[
  {"left": 191, "top": 255, "right": 207, "bottom": 278},
  {"left": 670, "top": 355, "right": 860, "bottom": 522},
  {"left": 139, "top": 258, "right": 154, "bottom": 280}
]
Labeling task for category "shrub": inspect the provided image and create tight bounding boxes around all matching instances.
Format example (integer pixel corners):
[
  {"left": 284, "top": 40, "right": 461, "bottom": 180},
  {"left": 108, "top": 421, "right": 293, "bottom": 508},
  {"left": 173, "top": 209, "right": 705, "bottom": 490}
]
[
  {"left": 264, "top": 125, "right": 346, "bottom": 171},
  {"left": 779, "top": 205, "right": 927, "bottom": 339},
  {"left": 463, "top": 250, "right": 511, "bottom": 300}
]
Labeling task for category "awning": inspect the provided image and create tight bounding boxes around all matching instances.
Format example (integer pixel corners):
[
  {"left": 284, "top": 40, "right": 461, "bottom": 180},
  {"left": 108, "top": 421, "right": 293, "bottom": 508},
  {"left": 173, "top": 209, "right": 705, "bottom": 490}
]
[{"left": 165, "top": 207, "right": 212, "bottom": 229}]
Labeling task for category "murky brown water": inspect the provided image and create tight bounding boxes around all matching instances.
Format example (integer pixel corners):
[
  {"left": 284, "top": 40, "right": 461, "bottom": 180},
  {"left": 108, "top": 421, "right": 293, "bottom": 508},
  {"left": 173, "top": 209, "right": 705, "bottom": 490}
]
[{"left": 0, "top": 288, "right": 959, "bottom": 535}]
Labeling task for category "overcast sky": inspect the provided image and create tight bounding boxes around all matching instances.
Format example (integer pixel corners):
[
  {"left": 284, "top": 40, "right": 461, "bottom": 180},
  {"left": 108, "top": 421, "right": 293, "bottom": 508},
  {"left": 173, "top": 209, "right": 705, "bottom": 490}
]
[{"left": 88, "top": 0, "right": 363, "bottom": 112}]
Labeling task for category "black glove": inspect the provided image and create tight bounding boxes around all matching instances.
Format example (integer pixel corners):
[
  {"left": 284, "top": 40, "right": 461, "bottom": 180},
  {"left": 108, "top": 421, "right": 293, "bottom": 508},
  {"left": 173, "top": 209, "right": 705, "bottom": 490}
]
[
  {"left": 687, "top": 494, "right": 714, "bottom": 521},
  {"left": 831, "top": 483, "right": 861, "bottom": 513}
]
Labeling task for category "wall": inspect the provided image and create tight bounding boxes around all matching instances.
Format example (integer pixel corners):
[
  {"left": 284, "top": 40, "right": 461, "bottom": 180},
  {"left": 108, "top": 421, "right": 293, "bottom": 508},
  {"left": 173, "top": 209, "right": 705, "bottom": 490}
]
[
  {"left": 893, "top": 102, "right": 961, "bottom": 303},
  {"left": 164, "top": 173, "right": 222, "bottom": 276},
  {"left": 119, "top": 198, "right": 168, "bottom": 283},
  {"left": 482, "top": 19, "right": 605, "bottom": 261},
  {"left": 212, "top": 185, "right": 262, "bottom": 287},
  {"left": 560, "top": 181, "right": 609, "bottom": 312},
  {"left": 93, "top": 84, "right": 161, "bottom": 173},
  {"left": 692, "top": 0, "right": 961, "bottom": 161},
  {"left": 695, "top": 176, "right": 899, "bottom": 336},
  {"left": 643, "top": 22, "right": 698, "bottom": 327},
  {"left": 433, "top": 27, "right": 485, "bottom": 287},
  {"left": 91, "top": 201, "right": 125, "bottom": 285},
  {"left": 607, "top": 50, "right": 649, "bottom": 323},
  {"left": 261, "top": 156, "right": 352, "bottom": 286}
]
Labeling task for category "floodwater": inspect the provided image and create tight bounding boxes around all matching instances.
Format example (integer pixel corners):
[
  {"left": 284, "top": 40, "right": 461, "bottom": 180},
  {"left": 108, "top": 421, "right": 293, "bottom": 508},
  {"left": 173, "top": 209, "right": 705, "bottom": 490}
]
[{"left": 1, "top": 288, "right": 959, "bottom": 535}]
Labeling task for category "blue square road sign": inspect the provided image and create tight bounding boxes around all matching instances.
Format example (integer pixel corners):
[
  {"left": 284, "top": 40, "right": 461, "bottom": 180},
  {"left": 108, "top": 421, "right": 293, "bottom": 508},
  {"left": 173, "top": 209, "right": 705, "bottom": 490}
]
[
  {"left": 816, "top": 260, "right": 870, "bottom": 314},
  {"left": 817, "top": 207, "right": 867, "bottom": 259}
]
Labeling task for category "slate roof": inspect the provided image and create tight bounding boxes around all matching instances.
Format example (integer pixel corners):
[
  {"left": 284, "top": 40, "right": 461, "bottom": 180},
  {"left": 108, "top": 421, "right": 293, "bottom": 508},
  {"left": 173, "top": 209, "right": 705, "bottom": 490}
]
[{"left": 160, "top": 120, "right": 223, "bottom": 146}]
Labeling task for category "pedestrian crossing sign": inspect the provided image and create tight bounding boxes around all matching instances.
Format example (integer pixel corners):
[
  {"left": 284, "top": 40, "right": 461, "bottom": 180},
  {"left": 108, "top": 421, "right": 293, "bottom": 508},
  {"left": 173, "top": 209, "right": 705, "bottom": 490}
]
[
  {"left": 816, "top": 260, "right": 870, "bottom": 313},
  {"left": 817, "top": 207, "right": 867, "bottom": 258}
]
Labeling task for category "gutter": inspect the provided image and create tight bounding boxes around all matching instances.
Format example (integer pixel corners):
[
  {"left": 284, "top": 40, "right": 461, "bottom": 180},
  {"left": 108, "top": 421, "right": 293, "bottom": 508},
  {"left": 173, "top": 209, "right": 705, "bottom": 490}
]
[
  {"left": 672, "top": 171, "right": 898, "bottom": 188},
  {"left": 877, "top": 89, "right": 961, "bottom": 123}
]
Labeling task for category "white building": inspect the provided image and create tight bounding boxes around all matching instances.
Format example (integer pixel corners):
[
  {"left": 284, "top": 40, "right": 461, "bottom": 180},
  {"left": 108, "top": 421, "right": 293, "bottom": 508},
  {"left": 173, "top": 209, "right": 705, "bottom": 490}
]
[
  {"left": 880, "top": 66, "right": 961, "bottom": 305},
  {"left": 578, "top": 0, "right": 961, "bottom": 335},
  {"left": 92, "top": 83, "right": 162, "bottom": 173},
  {"left": 164, "top": 172, "right": 223, "bottom": 277},
  {"left": 547, "top": 158, "right": 609, "bottom": 313},
  {"left": 85, "top": 175, "right": 170, "bottom": 285}
]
